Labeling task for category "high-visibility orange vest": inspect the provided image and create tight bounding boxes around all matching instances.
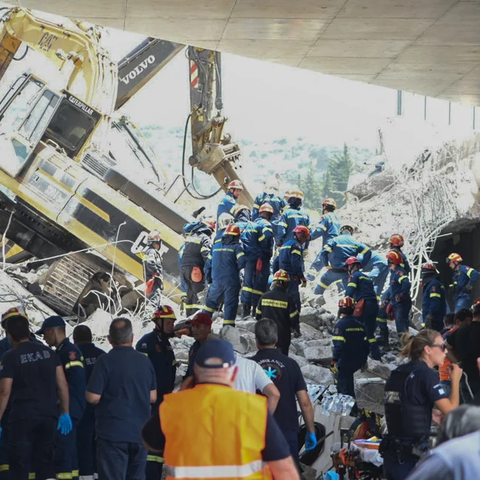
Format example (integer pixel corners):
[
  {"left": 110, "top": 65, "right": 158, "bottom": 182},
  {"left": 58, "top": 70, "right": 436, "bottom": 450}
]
[{"left": 160, "top": 383, "right": 273, "bottom": 479}]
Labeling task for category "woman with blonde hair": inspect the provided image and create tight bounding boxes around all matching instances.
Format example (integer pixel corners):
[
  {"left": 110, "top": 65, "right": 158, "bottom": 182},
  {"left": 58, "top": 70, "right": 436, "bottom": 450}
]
[{"left": 380, "top": 329, "right": 462, "bottom": 480}]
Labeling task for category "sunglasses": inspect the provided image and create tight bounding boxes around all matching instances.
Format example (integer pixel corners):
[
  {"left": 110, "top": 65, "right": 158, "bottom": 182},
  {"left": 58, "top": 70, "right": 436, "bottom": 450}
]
[{"left": 431, "top": 344, "right": 447, "bottom": 352}]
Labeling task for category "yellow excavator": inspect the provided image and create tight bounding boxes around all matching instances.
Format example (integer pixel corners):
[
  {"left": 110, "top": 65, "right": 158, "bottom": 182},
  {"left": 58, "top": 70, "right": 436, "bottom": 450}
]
[{"left": 0, "top": 7, "right": 252, "bottom": 315}]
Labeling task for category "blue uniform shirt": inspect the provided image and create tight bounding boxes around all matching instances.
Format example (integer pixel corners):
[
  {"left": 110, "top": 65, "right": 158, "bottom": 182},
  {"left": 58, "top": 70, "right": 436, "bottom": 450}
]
[
  {"left": 136, "top": 331, "right": 176, "bottom": 406},
  {"left": 276, "top": 207, "right": 310, "bottom": 244},
  {"left": 87, "top": 346, "right": 156, "bottom": 443},
  {"left": 311, "top": 212, "right": 341, "bottom": 243},
  {"left": 216, "top": 192, "right": 237, "bottom": 222},
  {"left": 77, "top": 342, "right": 106, "bottom": 383},
  {"left": 320, "top": 232, "right": 372, "bottom": 270},
  {"left": 345, "top": 270, "right": 377, "bottom": 301},
  {"left": 57, "top": 338, "right": 86, "bottom": 422},
  {"left": 332, "top": 315, "right": 369, "bottom": 370},
  {"left": 452, "top": 264, "right": 479, "bottom": 299},
  {"left": 252, "top": 193, "right": 287, "bottom": 222},
  {"left": 241, "top": 219, "right": 274, "bottom": 261},
  {"left": 275, "top": 239, "right": 305, "bottom": 280},
  {"left": 422, "top": 277, "right": 446, "bottom": 321},
  {"left": 388, "top": 266, "right": 411, "bottom": 304},
  {"left": 211, "top": 236, "right": 246, "bottom": 285}
]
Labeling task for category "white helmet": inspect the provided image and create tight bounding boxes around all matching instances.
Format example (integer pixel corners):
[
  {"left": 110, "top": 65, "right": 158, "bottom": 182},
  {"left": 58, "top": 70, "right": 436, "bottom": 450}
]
[
  {"left": 264, "top": 177, "right": 279, "bottom": 194},
  {"left": 218, "top": 213, "right": 234, "bottom": 230}
]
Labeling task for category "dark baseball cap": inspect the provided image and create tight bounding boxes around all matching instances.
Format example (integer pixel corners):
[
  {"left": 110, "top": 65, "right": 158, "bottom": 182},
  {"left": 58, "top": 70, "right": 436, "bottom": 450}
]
[
  {"left": 194, "top": 339, "right": 235, "bottom": 369},
  {"left": 36, "top": 315, "right": 66, "bottom": 335},
  {"left": 187, "top": 312, "right": 212, "bottom": 327}
]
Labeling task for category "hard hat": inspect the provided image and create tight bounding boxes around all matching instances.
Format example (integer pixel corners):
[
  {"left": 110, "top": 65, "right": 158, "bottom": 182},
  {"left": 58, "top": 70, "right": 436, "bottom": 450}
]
[
  {"left": 263, "top": 178, "right": 279, "bottom": 193},
  {"left": 338, "top": 297, "right": 356, "bottom": 310},
  {"left": 293, "top": 225, "right": 311, "bottom": 239},
  {"left": 259, "top": 203, "right": 274, "bottom": 214},
  {"left": 227, "top": 180, "right": 243, "bottom": 190},
  {"left": 447, "top": 253, "right": 462, "bottom": 264},
  {"left": 202, "top": 218, "right": 216, "bottom": 231},
  {"left": 152, "top": 305, "right": 176, "bottom": 321},
  {"left": 389, "top": 234, "right": 405, "bottom": 247},
  {"left": 289, "top": 190, "right": 304, "bottom": 199},
  {"left": 147, "top": 230, "right": 162, "bottom": 245},
  {"left": 284, "top": 189, "right": 291, "bottom": 199},
  {"left": 1, "top": 307, "right": 27, "bottom": 328},
  {"left": 234, "top": 204, "right": 251, "bottom": 216},
  {"left": 386, "top": 250, "right": 403, "bottom": 265},
  {"left": 273, "top": 270, "right": 290, "bottom": 283},
  {"left": 225, "top": 224, "right": 241, "bottom": 236},
  {"left": 340, "top": 223, "right": 354, "bottom": 233},
  {"left": 345, "top": 256, "right": 361, "bottom": 268},
  {"left": 421, "top": 262, "right": 437, "bottom": 275},
  {"left": 218, "top": 213, "right": 234, "bottom": 230},
  {"left": 322, "top": 197, "right": 337, "bottom": 209}
]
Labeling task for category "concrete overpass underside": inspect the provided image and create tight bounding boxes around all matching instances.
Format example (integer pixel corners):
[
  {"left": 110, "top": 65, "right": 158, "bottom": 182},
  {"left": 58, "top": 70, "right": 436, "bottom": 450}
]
[{"left": 14, "top": 0, "right": 480, "bottom": 105}]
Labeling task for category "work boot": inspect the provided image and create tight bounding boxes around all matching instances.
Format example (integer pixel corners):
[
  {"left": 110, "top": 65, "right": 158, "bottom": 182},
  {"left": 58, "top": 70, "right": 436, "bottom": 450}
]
[{"left": 241, "top": 302, "right": 251, "bottom": 319}]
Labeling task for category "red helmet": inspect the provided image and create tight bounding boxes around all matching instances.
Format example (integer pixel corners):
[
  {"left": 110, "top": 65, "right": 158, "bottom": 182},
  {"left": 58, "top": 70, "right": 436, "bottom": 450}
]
[
  {"left": 147, "top": 230, "right": 162, "bottom": 245},
  {"left": 322, "top": 197, "right": 337, "bottom": 209},
  {"left": 225, "top": 224, "right": 241, "bottom": 236},
  {"left": 338, "top": 297, "right": 356, "bottom": 309},
  {"left": 447, "top": 253, "right": 462, "bottom": 264},
  {"left": 228, "top": 180, "right": 243, "bottom": 190},
  {"left": 293, "top": 225, "right": 310, "bottom": 239},
  {"left": 152, "top": 305, "right": 176, "bottom": 321},
  {"left": 344, "top": 256, "right": 361, "bottom": 270},
  {"left": 273, "top": 270, "right": 290, "bottom": 283},
  {"left": 1, "top": 307, "right": 27, "bottom": 327},
  {"left": 259, "top": 203, "right": 274, "bottom": 214},
  {"left": 474, "top": 298, "right": 480, "bottom": 306},
  {"left": 203, "top": 219, "right": 216, "bottom": 231},
  {"left": 386, "top": 250, "right": 403, "bottom": 265},
  {"left": 389, "top": 234, "right": 404, "bottom": 247},
  {"left": 421, "top": 262, "right": 436, "bottom": 273}
]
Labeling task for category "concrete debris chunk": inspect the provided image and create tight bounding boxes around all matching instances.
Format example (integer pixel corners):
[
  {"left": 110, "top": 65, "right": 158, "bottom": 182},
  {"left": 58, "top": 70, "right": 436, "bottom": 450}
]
[{"left": 301, "top": 364, "right": 333, "bottom": 385}]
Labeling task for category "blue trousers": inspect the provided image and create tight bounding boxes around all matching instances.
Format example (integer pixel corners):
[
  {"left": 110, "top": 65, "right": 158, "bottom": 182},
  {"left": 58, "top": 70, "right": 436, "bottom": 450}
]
[
  {"left": 314, "top": 269, "right": 348, "bottom": 295},
  {"left": 241, "top": 259, "right": 271, "bottom": 306},
  {"left": 383, "top": 452, "right": 417, "bottom": 480},
  {"left": 204, "top": 281, "right": 240, "bottom": 326},
  {"left": 287, "top": 278, "right": 301, "bottom": 313},
  {"left": 97, "top": 438, "right": 147, "bottom": 480},
  {"left": 280, "top": 428, "right": 300, "bottom": 472},
  {"left": 55, "top": 420, "right": 78, "bottom": 479},
  {"left": 454, "top": 294, "right": 472, "bottom": 312},
  {"left": 311, "top": 252, "right": 325, "bottom": 272},
  {"left": 358, "top": 299, "right": 381, "bottom": 359},
  {"left": 393, "top": 300, "right": 411, "bottom": 333},
  {"left": 0, "top": 412, "right": 9, "bottom": 480},
  {"left": 77, "top": 407, "right": 96, "bottom": 477},
  {"left": 364, "top": 261, "right": 389, "bottom": 297},
  {"left": 146, "top": 452, "right": 163, "bottom": 480},
  {"left": 336, "top": 367, "right": 356, "bottom": 398}
]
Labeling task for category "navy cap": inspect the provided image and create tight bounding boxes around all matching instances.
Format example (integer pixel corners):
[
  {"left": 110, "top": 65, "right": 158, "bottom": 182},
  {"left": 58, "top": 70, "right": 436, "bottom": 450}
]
[
  {"left": 36, "top": 315, "right": 66, "bottom": 335},
  {"left": 194, "top": 339, "right": 235, "bottom": 369}
]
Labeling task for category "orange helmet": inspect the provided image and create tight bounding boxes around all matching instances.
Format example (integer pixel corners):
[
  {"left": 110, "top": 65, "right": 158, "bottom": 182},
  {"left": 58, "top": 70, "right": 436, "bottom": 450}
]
[
  {"left": 386, "top": 250, "right": 403, "bottom": 265},
  {"left": 389, "top": 234, "right": 404, "bottom": 247},
  {"left": 273, "top": 270, "right": 290, "bottom": 283},
  {"left": 225, "top": 224, "right": 241, "bottom": 236},
  {"left": 259, "top": 203, "right": 274, "bottom": 214},
  {"left": 293, "top": 225, "right": 310, "bottom": 239},
  {"left": 339, "top": 297, "right": 356, "bottom": 310},
  {"left": 152, "top": 305, "right": 176, "bottom": 321},
  {"left": 284, "top": 189, "right": 291, "bottom": 199},
  {"left": 147, "top": 230, "right": 162, "bottom": 245},
  {"left": 322, "top": 197, "right": 337, "bottom": 209},
  {"left": 289, "top": 190, "right": 304, "bottom": 199},
  {"left": 1, "top": 307, "right": 27, "bottom": 327},
  {"left": 228, "top": 180, "right": 243, "bottom": 190},
  {"left": 447, "top": 253, "right": 462, "bottom": 264}
]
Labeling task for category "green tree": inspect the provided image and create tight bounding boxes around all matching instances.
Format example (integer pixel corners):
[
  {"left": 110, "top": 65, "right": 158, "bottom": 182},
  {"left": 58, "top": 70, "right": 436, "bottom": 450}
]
[
  {"left": 299, "top": 160, "right": 323, "bottom": 210},
  {"left": 320, "top": 144, "right": 353, "bottom": 207}
]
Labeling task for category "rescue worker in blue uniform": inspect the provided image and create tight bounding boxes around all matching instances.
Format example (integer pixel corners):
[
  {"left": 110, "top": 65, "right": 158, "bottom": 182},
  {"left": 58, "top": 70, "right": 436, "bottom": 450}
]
[
  {"left": 363, "top": 250, "right": 389, "bottom": 297},
  {"left": 136, "top": 306, "right": 177, "bottom": 480},
  {"left": 73, "top": 325, "right": 105, "bottom": 480},
  {"left": 389, "top": 234, "right": 411, "bottom": 274},
  {"left": 309, "top": 198, "right": 341, "bottom": 273},
  {"left": 421, "top": 263, "right": 446, "bottom": 332},
  {"left": 386, "top": 250, "right": 412, "bottom": 334},
  {"left": 143, "top": 230, "right": 164, "bottom": 307},
  {"left": 240, "top": 204, "right": 275, "bottom": 318},
  {"left": 331, "top": 297, "right": 369, "bottom": 398},
  {"left": 37, "top": 316, "right": 86, "bottom": 480},
  {"left": 447, "top": 252, "right": 479, "bottom": 311},
  {"left": 203, "top": 224, "right": 246, "bottom": 327},
  {"left": 275, "top": 190, "right": 310, "bottom": 245},
  {"left": 344, "top": 257, "right": 381, "bottom": 360},
  {"left": 206, "top": 213, "right": 235, "bottom": 285},
  {"left": 273, "top": 225, "right": 310, "bottom": 313},
  {"left": 216, "top": 180, "right": 243, "bottom": 222},
  {"left": 251, "top": 179, "right": 286, "bottom": 223},
  {"left": 315, "top": 224, "right": 372, "bottom": 295},
  {"left": 181, "top": 220, "right": 213, "bottom": 317},
  {"left": 380, "top": 330, "right": 461, "bottom": 480}
]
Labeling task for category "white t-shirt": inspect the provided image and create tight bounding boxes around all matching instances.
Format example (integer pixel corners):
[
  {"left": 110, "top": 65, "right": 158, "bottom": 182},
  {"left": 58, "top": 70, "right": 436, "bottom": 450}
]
[{"left": 234, "top": 354, "right": 272, "bottom": 393}]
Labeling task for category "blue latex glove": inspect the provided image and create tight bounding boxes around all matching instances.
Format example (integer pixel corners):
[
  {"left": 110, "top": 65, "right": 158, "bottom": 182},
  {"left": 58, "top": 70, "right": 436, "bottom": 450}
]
[
  {"left": 57, "top": 414, "right": 72, "bottom": 436},
  {"left": 305, "top": 432, "right": 317, "bottom": 451}
]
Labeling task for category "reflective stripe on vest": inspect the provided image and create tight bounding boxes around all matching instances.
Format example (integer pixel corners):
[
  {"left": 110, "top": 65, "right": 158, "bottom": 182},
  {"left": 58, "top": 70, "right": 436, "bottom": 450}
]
[{"left": 165, "top": 460, "right": 266, "bottom": 478}]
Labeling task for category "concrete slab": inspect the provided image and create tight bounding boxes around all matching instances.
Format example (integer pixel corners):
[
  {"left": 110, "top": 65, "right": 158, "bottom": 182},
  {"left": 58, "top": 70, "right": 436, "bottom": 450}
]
[
  {"left": 20, "top": 0, "right": 124, "bottom": 19},
  {"left": 374, "top": 77, "right": 455, "bottom": 97},
  {"left": 126, "top": 0, "right": 236, "bottom": 19},
  {"left": 308, "top": 39, "right": 411, "bottom": 58},
  {"left": 299, "top": 57, "right": 391, "bottom": 75},
  {"left": 217, "top": 39, "right": 312, "bottom": 57},
  {"left": 435, "top": 1, "right": 480, "bottom": 25},
  {"left": 440, "top": 94, "right": 480, "bottom": 106},
  {"left": 418, "top": 24, "right": 480, "bottom": 46},
  {"left": 377, "top": 62, "right": 475, "bottom": 80},
  {"left": 395, "top": 45, "right": 480, "bottom": 64}
]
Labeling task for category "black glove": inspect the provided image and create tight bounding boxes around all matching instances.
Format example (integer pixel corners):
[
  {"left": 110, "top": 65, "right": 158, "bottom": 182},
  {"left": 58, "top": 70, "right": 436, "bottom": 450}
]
[{"left": 465, "top": 284, "right": 473, "bottom": 293}]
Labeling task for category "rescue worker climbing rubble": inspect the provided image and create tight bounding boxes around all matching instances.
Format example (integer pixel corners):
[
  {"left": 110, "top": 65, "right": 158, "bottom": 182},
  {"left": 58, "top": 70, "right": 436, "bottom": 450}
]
[
  {"left": 385, "top": 250, "right": 412, "bottom": 333},
  {"left": 136, "top": 306, "right": 177, "bottom": 480},
  {"left": 240, "top": 203, "right": 275, "bottom": 318},
  {"left": 314, "top": 223, "right": 372, "bottom": 296},
  {"left": 216, "top": 180, "right": 243, "bottom": 222},
  {"left": 180, "top": 221, "right": 213, "bottom": 316},
  {"left": 362, "top": 249, "right": 389, "bottom": 298},
  {"left": 252, "top": 178, "right": 287, "bottom": 223},
  {"left": 344, "top": 256, "right": 381, "bottom": 360},
  {"left": 203, "top": 224, "right": 246, "bottom": 327},
  {"left": 273, "top": 225, "right": 310, "bottom": 314},
  {"left": 275, "top": 190, "right": 310, "bottom": 245},
  {"left": 143, "top": 230, "right": 164, "bottom": 307},
  {"left": 389, "top": 234, "right": 411, "bottom": 274},
  {"left": 331, "top": 297, "right": 369, "bottom": 398},
  {"left": 421, "top": 263, "right": 446, "bottom": 332},
  {"left": 205, "top": 213, "right": 234, "bottom": 284},
  {"left": 447, "top": 253, "right": 479, "bottom": 311}
]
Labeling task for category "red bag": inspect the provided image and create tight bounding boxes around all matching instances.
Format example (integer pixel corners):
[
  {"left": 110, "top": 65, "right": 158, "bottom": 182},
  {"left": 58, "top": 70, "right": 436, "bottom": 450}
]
[
  {"left": 256, "top": 259, "right": 263, "bottom": 276},
  {"left": 191, "top": 266, "right": 203, "bottom": 283},
  {"left": 145, "top": 278, "right": 155, "bottom": 296},
  {"left": 353, "top": 299, "right": 365, "bottom": 317},
  {"left": 386, "top": 303, "right": 395, "bottom": 321}
]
